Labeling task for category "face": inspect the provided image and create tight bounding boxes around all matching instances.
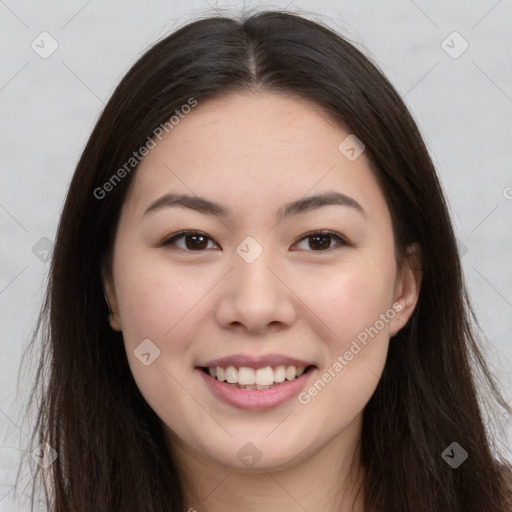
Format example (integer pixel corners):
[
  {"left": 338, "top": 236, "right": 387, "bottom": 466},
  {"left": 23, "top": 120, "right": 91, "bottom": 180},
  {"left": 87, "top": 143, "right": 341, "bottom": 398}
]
[{"left": 104, "top": 92, "right": 420, "bottom": 474}]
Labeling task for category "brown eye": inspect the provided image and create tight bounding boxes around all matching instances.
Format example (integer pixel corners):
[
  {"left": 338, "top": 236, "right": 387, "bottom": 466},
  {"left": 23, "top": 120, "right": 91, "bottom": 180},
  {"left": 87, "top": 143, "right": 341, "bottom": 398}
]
[
  {"left": 162, "top": 231, "right": 218, "bottom": 251},
  {"left": 294, "top": 231, "right": 347, "bottom": 251}
]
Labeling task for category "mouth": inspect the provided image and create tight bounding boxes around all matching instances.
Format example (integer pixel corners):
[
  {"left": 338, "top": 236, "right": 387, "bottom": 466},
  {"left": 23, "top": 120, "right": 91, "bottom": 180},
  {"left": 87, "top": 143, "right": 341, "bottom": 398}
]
[
  {"left": 196, "top": 363, "right": 318, "bottom": 410},
  {"left": 198, "top": 364, "right": 316, "bottom": 390}
]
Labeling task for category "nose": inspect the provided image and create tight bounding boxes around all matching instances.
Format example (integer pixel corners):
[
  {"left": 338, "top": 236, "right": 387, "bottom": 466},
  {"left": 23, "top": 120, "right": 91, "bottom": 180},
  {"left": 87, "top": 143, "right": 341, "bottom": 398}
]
[{"left": 214, "top": 249, "right": 297, "bottom": 334}]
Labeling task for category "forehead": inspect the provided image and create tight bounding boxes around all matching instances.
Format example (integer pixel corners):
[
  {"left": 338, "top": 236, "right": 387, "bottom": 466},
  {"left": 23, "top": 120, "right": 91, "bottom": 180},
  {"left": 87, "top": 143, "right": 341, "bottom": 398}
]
[
  {"left": 156, "top": 92, "right": 348, "bottom": 171},
  {"left": 123, "top": 92, "right": 388, "bottom": 223}
]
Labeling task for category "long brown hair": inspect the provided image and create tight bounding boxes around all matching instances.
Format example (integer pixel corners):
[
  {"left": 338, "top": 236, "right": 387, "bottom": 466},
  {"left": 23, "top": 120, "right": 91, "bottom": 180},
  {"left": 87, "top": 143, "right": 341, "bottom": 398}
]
[{"left": 19, "top": 9, "right": 511, "bottom": 511}]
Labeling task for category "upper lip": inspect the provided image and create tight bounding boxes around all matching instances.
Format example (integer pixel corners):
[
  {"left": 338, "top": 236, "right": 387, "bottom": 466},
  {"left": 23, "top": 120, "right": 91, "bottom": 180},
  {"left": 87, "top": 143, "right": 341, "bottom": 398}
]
[{"left": 199, "top": 353, "right": 316, "bottom": 369}]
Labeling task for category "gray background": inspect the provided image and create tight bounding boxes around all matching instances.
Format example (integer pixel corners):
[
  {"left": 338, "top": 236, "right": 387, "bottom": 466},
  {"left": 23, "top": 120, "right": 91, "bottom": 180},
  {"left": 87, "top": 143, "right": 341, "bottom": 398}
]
[{"left": 1, "top": 0, "right": 511, "bottom": 509}]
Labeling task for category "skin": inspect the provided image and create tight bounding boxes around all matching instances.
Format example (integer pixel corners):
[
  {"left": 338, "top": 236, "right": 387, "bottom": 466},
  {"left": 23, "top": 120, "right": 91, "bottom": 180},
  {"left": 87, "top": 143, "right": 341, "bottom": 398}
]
[{"left": 104, "top": 92, "right": 421, "bottom": 512}]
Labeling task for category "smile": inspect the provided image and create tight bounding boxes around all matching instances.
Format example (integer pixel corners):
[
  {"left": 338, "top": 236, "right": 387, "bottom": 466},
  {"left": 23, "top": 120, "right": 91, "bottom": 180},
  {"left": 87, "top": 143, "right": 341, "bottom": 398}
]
[
  {"left": 200, "top": 364, "right": 314, "bottom": 389},
  {"left": 196, "top": 364, "right": 317, "bottom": 410}
]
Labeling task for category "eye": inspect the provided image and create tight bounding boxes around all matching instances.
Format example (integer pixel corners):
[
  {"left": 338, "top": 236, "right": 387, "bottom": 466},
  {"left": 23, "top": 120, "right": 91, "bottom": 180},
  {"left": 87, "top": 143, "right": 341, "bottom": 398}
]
[
  {"left": 293, "top": 231, "right": 348, "bottom": 251},
  {"left": 161, "top": 231, "right": 219, "bottom": 251},
  {"left": 161, "top": 230, "right": 349, "bottom": 252}
]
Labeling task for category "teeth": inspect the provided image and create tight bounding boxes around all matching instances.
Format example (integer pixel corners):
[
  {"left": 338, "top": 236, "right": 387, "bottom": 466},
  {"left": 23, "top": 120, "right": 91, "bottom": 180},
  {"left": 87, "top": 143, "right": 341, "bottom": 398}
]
[
  {"left": 225, "top": 365, "right": 238, "bottom": 384},
  {"left": 286, "top": 366, "right": 297, "bottom": 381},
  {"left": 237, "top": 367, "right": 255, "bottom": 385},
  {"left": 208, "top": 365, "right": 309, "bottom": 386},
  {"left": 255, "top": 367, "right": 274, "bottom": 385},
  {"left": 274, "top": 365, "right": 286, "bottom": 382}
]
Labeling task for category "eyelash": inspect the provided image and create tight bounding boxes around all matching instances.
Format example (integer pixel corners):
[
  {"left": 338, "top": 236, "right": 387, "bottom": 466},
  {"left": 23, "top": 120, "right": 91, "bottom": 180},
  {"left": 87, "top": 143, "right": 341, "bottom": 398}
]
[{"left": 161, "top": 230, "right": 349, "bottom": 252}]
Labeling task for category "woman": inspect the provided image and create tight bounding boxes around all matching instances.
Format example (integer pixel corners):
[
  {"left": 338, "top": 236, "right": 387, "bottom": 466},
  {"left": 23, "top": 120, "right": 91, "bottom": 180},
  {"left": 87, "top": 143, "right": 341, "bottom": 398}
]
[{"left": 21, "top": 9, "right": 511, "bottom": 512}]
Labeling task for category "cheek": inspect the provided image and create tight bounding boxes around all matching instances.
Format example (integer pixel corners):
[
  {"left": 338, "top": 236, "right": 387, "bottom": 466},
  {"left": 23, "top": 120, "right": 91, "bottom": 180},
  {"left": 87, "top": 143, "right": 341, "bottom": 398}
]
[
  {"left": 113, "top": 243, "right": 205, "bottom": 343},
  {"left": 302, "top": 257, "right": 397, "bottom": 344},
  {"left": 114, "top": 271, "right": 173, "bottom": 344},
  {"left": 299, "top": 254, "right": 397, "bottom": 410},
  {"left": 295, "top": 265, "right": 395, "bottom": 424},
  {"left": 112, "top": 255, "right": 208, "bottom": 422},
  {"left": 112, "top": 246, "right": 224, "bottom": 389}
]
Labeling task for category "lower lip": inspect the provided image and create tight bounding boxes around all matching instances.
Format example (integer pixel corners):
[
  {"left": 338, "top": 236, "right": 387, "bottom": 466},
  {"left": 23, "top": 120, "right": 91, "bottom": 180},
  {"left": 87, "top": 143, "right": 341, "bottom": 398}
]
[{"left": 197, "top": 367, "right": 317, "bottom": 410}]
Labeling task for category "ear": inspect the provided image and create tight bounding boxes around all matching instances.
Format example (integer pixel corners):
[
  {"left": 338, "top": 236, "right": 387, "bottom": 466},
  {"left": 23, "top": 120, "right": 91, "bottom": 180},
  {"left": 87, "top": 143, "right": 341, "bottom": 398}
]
[
  {"left": 389, "top": 243, "right": 422, "bottom": 337},
  {"left": 102, "top": 266, "right": 122, "bottom": 332}
]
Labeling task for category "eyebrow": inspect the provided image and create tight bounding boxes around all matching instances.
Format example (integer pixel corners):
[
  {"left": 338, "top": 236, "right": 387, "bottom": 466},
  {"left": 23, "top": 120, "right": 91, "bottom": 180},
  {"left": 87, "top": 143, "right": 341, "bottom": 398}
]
[{"left": 142, "top": 191, "right": 365, "bottom": 221}]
